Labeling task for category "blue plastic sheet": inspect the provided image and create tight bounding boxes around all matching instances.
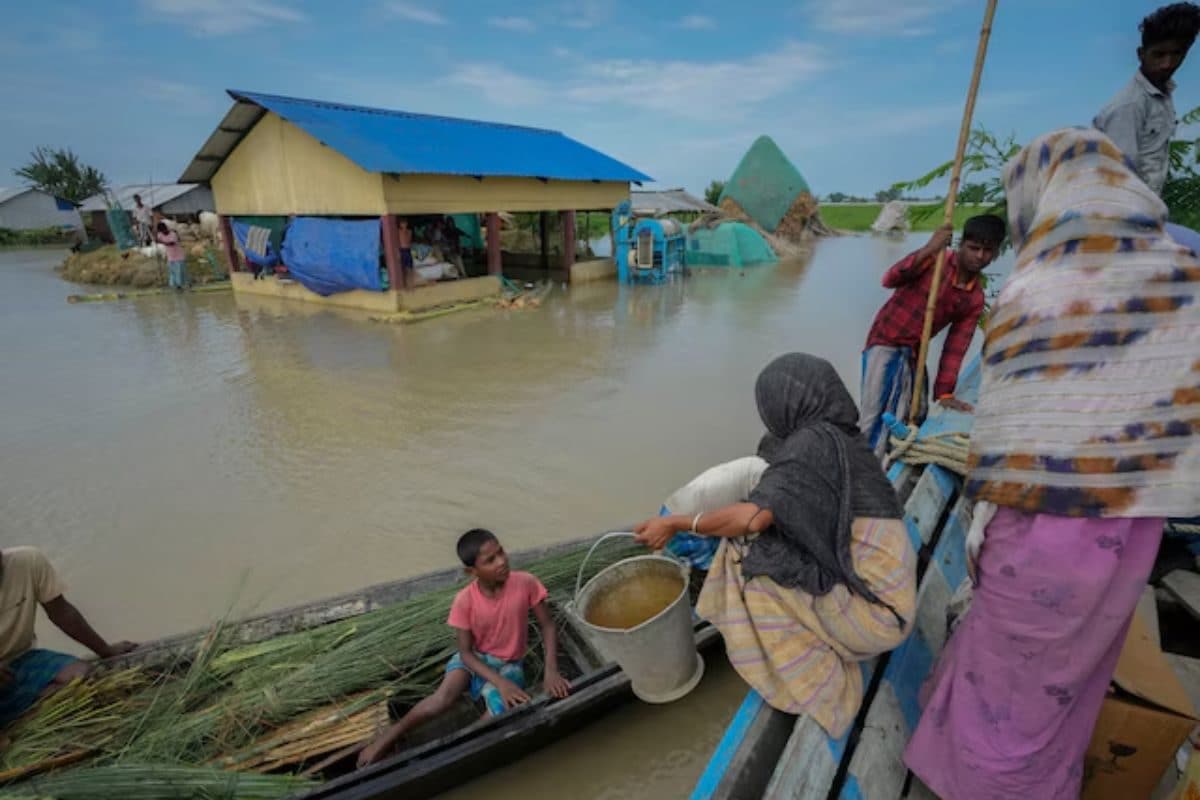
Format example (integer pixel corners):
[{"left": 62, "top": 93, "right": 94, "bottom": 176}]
[{"left": 281, "top": 217, "right": 383, "bottom": 296}]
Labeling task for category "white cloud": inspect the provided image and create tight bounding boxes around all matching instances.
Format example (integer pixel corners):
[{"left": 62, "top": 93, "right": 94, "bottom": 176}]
[
  {"left": 551, "top": 46, "right": 571, "bottom": 58},
  {"left": 441, "top": 42, "right": 829, "bottom": 121},
  {"left": 139, "top": 78, "right": 198, "bottom": 102},
  {"left": 560, "top": 0, "right": 610, "bottom": 29},
  {"left": 488, "top": 16, "right": 536, "bottom": 32},
  {"left": 810, "top": 0, "right": 958, "bottom": 37},
  {"left": 385, "top": 1, "right": 447, "bottom": 25},
  {"left": 565, "top": 42, "right": 828, "bottom": 117},
  {"left": 935, "top": 38, "right": 969, "bottom": 55},
  {"left": 785, "top": 89, "right": 1039, "bottom": 148},
  {"left": 137, "top": 79, "right": 226, "bottom": 116},
  {"left": 679, "top": 15, "right": 716, "bottom": 30},
  {"left": 140, "top": 0, "right": 305, "bottom": 35},
  {"left": 445, "top": 64, "right": 550, "bottom": 107}
]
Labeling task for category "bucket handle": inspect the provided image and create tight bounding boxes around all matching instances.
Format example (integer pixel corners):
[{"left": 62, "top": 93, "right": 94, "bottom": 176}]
[{"left": 573, "top": 531, "right": 689, "bottom": 605}]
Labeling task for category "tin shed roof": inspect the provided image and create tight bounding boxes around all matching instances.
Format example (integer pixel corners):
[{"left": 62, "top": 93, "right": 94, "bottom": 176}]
[{"left": 180, "top": 90, "right": 652, "bottom": 185}]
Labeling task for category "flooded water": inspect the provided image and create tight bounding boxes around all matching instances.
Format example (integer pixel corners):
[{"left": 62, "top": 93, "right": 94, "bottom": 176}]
[{"left": 0, "top": 235, "right": 1009, "bottom": 798}]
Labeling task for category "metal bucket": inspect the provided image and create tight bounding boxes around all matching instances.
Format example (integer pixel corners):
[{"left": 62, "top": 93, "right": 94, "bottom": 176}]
[{"left": 570, "top": 533, "right": 704, "bottom": 704}]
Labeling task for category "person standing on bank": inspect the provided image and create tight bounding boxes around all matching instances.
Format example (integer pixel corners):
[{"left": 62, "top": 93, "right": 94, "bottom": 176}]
[
  {"left": 131, "top": 194, "right": 153, "bottom": 246},
  {"left": 156, "top": 222, "right": 188, "bottom": 290}
]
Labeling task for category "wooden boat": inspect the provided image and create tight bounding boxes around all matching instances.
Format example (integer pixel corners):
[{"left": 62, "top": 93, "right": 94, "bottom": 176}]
[
  {"left": 690, "top": 357, "right": 982, "bottom": 800},
  {"left": 78, "top": 534, "right": 720, "bottom": 800}
]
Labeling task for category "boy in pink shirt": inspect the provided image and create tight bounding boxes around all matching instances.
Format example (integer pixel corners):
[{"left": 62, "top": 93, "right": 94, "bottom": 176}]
[{"left": 357, "top": 529, "right": 570, "bottom": 767}]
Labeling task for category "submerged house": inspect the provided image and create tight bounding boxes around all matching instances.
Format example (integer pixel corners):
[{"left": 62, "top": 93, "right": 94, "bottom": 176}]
[
  {"left": 181, "top": 90, "right": 651, "bottom": 312},
  {"left": 0, "top": 188, "right": 83, "bottom": 232}
]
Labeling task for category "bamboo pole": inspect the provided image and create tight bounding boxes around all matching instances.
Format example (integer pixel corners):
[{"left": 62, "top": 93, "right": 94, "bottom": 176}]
[{"left": 909, "top": 0, "right": 999, "bottom": 420}]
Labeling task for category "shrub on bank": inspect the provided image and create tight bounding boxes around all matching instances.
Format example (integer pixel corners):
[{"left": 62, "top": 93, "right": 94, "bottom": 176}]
[{"left": 0, "top": 226, "right": 77, "bottom": 246}]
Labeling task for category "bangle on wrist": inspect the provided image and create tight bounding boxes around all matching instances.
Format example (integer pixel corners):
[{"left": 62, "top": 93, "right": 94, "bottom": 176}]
[{"left": 691, "top": 512, "right": 704, "bottom": 533}]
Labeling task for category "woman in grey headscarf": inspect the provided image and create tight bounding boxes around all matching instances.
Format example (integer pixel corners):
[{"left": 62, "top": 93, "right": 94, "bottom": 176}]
[{"left": 634, "top": 353, "right": 915, "bottom": 737}]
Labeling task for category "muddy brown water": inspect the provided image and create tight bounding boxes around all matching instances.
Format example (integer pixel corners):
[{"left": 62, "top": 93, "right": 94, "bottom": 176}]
[
  {"left": 583, "top": 566, "right": 685, "bottom": 630},
  {"left": 0, "top": 237, "right": 1010, "bottom": 798}
]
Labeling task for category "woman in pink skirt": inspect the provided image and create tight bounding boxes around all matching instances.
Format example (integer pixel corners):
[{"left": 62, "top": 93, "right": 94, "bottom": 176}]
[{"left": 903, "top": 127, "right": 1200, "bottom": 798}]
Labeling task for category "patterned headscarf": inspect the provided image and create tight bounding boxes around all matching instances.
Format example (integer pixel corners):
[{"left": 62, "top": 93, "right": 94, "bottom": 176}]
[
  {"left": 745, "top": 354, "right": 901, "bottom": 609},
  {"left": 966, "top": 127, "right": 1200, "bottom": 518}
]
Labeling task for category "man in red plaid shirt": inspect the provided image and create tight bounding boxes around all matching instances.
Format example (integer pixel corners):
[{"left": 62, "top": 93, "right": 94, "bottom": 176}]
[{"left": 860, "top": 215, "right": 1005, "bottom": 457}]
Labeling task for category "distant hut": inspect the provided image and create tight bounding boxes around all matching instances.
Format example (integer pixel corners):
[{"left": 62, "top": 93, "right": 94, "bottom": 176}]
[
  {"left": 0, "top": 188, "right": 83, "bottom": 233},
  {"left": 79, "top": 184, "right": 214, "bottom": 243},
  {"left": 630, "top": 188, "right": 717, "bottom": 218}
]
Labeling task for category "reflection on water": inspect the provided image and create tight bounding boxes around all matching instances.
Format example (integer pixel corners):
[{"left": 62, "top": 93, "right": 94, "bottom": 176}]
[{"left": 0, "top": 236, "right": 1011, "bottom": 798}]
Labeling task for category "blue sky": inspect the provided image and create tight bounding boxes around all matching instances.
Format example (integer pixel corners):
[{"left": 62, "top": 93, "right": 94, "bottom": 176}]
[{"left": 0, "top": 1, "right": 1189, "bottom": 198}]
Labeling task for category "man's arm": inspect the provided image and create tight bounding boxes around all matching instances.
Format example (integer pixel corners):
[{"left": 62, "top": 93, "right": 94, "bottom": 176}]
[
  {"left": 42, "top": 596, "right": 134, "bottom": 660},
  {"left": 532, "top": 601, "right": 570, "bottom": 698},
  {"left": 933, "top": 303, "right": 983, "bottom": 402},
  {"left": 882, "top": 224, "right": 953, "bottom": 289}
]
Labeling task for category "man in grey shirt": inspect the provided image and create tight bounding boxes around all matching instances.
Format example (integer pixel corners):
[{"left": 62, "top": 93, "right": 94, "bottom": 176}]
[{"left": 1095, "top": 3, "right": 1200, "bottom": 195}]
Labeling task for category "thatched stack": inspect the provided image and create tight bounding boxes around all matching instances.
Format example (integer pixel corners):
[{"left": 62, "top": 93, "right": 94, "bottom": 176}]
[{"left": 717, "top": 136, "right": 836, "bottom": 247}]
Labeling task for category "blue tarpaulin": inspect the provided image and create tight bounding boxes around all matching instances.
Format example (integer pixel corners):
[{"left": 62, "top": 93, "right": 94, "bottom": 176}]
[{"left": 281, "top": 217, "right": 382, "bottom": 296}]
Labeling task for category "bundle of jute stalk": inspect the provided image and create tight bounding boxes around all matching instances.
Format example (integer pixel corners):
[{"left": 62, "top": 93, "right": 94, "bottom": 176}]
[
  {"left": 0, "top": 669, "right": 148, "bottom": 775},
  {"left": 0, "top": 763, "right": 310, "bottom": 800}
]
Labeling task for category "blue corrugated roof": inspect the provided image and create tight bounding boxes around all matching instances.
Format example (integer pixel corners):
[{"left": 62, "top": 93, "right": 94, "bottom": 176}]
[{"left": 226, "top": 90, "right": 652, "bottom": 183}]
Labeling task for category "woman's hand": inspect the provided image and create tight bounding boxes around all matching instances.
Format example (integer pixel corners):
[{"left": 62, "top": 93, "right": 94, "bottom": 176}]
[{"left": 633, "top": 516, "right": 679, "bottom": 551}]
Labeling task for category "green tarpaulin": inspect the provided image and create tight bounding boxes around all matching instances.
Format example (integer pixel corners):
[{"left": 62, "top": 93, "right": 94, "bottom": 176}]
[
  {"left": 686, "top": 222, "right": 777, "bottom": 267},
  {"left": 232, "top": 216, "right": 288, "bottom": 258},
  {"left": 106, "top": 208, "right": 136, "bottom": 250}
]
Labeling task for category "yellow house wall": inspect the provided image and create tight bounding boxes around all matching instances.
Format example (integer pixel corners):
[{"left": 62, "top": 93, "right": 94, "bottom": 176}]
[
  {"left": 212, "top": 113, "right": 386, "bottom": 215},
  {"left": 383, "top": 174, "right": 628, "bottom": 214},
  {"left": 230, "top": 272, "right": 398, "bottom": 312},
  {"left": 230, "top": 273, "right": 501, "bottom": 314}
]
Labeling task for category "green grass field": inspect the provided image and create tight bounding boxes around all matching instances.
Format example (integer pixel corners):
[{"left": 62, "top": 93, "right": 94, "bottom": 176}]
[{"left": 819, "top": 204, "right": 984, "bottom": 232}]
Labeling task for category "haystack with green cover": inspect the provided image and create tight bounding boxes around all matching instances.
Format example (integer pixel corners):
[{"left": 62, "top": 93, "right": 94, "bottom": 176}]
[{"left": 718, "top": 135, "right": 832, "bottom": 240}]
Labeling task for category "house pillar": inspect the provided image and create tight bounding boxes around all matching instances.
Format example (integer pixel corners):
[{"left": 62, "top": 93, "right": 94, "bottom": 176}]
[
  {"left": 485, "top": 212, "right": 502, "bottom": 275},
  {"left": 539, "top": 211, "right": 550, "bottom": 270},
  {"left": 380, "top": 214, "right": 403, "bottom": 290},
  {"left": 218, "top": 215, "right": 240, "bottom": 273},
  {"left": 560, "top": 210, "right": 576, "bottom": 279}
]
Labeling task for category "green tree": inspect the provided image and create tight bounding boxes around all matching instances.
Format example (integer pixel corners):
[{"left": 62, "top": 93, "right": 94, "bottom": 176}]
[
  {"left": 704, "top": 180, "right": 725, "bottom": 206},
  {"left": 896, "top": 127, "right": 1022, "bottom": 326},
  {"left": 1163, "top": 106, "right": 1200, "bottom": 229},
  {"left": 874, "top": 186, "right": 902, "bottom": 203},
  {"left": 894, "top": 127, "right": 1020, "bottom": 238},
  {"left": 827, "top": 191, "right": 849, "bottom": 203},
  {"left": 13, "top": 147, "right": 107, "bottom": 204},
  {"left": 958, "top": 182, "right": 988, "bottom": 204}
]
